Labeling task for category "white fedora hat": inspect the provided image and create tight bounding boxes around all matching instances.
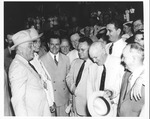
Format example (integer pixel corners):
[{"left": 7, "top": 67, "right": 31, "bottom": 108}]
[
  {"left": 11, "top": 28, "right": 43, "bottom": 50},
  {"left": 88, "top": 91, "right": 113, "bottom": 117}
]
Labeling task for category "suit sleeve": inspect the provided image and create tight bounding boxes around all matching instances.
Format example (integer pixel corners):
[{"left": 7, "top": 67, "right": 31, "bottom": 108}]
[
  {"left": 9, "top": 63, "right": 28, "bottom": 116},
  {"left": 66, "top": 60, "right": 76, "bottom": 94},
  {"left": 86, "top": 66, "right": 95, "bottom": 101}
]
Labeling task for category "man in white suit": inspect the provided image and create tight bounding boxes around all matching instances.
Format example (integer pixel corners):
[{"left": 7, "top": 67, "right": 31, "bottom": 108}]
[
  {"left": 87, "top": 41, "right": 124, "bottom": 116},
  {"left": 66, "top": 37, "right": 93, "bottom": 116},
  {"left": 9, "top": 28, "right": 51, "bottom": 116}
]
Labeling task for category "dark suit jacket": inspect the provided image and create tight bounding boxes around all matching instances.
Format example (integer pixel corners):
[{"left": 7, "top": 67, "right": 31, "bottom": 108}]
[
  {"left": 40, "top": 52, "right": 70, "bottom": 106},
  {"left": 117, "top": 71, "right": 145, "bottom": 117},
  {"left": 4, "top": 48, "right": 14, "bottom": 73}
]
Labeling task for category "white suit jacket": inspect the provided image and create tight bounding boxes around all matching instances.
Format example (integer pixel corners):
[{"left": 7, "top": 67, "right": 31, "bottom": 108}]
[
  {"left": 87, "top": 55, "right": 124, "bottom": 116},
  {"left": 9, "top": 54, "right": 51, "bottom": 116},
  {"left": 66, "top": 58, "right": 93, "bottom": 116}
]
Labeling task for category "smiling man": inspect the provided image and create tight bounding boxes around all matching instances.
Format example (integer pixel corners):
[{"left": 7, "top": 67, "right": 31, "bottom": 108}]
[
  {"left": 105, "top": 19, "right": 127, "bottom": 59},
  {"left": 9, "top": 28, "right": 51, "bottom": 116},
  {"left": 40, "top": 34, "right": 70, "bottom": 116}
]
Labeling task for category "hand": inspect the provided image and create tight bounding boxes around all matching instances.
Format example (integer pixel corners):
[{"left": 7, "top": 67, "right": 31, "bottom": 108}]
[
  {"left": 50, "top": 103, "right": 56, "bottom": 113},
  {"left": 130, "top": 78, "right": 142, "bottom": 101},
  {"left": 103, "top": 89, "right": 113, "bottom": 99},
  {"left": 43, "top": 81, "right": 47, "bottom": 90},
  {"left": 71, "top": 84, "right": 76, "bottom": 95}
]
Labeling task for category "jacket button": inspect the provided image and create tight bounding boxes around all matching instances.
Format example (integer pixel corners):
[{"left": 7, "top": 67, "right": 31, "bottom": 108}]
[
  {"left": 54, "top": 89, "right": 56, "bottom": 91},
  {"left": 53, "top": 81, "right": 55, "bottom": 83}
]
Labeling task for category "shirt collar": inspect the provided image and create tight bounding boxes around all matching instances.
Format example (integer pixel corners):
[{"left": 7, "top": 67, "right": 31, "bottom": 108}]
[
  {"left": 49, "top": 51, "right": 59, "bottom": 61},
  {"left": 113, "top": 38, "right": 126, "bottom": 46}
]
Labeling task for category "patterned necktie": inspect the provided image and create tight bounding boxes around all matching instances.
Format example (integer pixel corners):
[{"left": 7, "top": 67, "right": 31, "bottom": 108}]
[
  {"left": 109, "top": 43, "right": 113, "bottom": 55},
  {"left": 54, "top": 55, "right": 58, "bottom": 65},
  {"left": 100, "top": 65, "right": 106, "bottom": 90},
  {"left": 75, "top": 60, "right": 86, "bottom": 87}
]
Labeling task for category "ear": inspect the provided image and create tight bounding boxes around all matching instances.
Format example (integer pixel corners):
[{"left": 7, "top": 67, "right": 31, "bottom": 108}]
[
  {"left": 5, "top": 39, "right": 8, "bottom": 42},
  {"left": 117, "top": 28, "right": 121, "bottom": 35},
  {"left": 47, "top": 43, "right": 50, "bottom": 48}
]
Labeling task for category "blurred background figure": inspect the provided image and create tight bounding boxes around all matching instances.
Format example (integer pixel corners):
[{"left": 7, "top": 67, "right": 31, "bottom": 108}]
[
  {"left": 126, "top": 18, "right": 144, "bottom": 44},
  {"left": 122, "top": 21, "right": 133, "bottom": 41},
  {"left": 134, "top": 29, "right": 144, "bottom": 47},
  {"left": 60, "top": 37, "right": 71, "bottom": 55},
  {"left": 4, "top": 34, "right": 15, "bottom": 73},
  {"left": 4, "top": 69, "right": 14, "bottom": 116},
  {"left": 67, "top": 33, "right": 80, "bottom": 64}
]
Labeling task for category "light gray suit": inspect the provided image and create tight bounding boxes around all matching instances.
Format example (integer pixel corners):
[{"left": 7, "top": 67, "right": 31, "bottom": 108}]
[
  {"left": 40, "top": 52, "right": 70, "bottom": 116},
  {"left": 117, "top": 71, "right": 145, "bottom": 117},
  {"left": 66, "top": 58, "right": 93, "bottom": 116},
  {"left": 9, "top": 54, "right": 51, "bottom": 116}
]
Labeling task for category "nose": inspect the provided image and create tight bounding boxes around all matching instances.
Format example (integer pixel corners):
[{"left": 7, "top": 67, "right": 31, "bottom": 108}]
[
  {"left": 93, "top": 58, "right": 96, "bottom": 63},
  {"left": 106, "top": 30, "right": 109, "bottom": 36}
]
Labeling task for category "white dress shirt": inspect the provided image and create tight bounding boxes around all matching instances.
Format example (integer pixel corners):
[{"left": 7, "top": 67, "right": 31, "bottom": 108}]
[
  {"left": 49, "top": 51, "right": 59, "bottom": 62},
  {"left": 67, "top": 49, "right": 79, "bottom": 65},
  {"left": 106, "top": 38, "right": 127, "bottom": 58},
  {"left": 87, "top": 55, "right": 125, "bottom": 116}
]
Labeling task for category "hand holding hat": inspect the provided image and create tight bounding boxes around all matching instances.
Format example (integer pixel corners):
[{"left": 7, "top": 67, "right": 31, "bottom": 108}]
[{"left": 88, "top": 91, "right": 113, "bottom": 117}]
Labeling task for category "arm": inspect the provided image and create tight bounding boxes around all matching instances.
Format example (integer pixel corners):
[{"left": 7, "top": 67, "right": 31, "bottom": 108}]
[
  {"left": 130, "top": 72, "right": 145, "bottom": 101},
  {"left": 66, "top": 60, "right": 76, "bottom": 94},
  {"left": 9, "top": 64, "right": 28, "bottom": 116}
]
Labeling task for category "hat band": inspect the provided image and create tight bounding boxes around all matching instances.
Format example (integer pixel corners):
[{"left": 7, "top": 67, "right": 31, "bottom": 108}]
[{"left": 98, "top": 96, "right": 110, "bottom": 116}]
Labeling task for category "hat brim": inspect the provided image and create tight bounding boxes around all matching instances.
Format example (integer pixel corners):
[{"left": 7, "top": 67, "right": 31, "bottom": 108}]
[
  {"left": 88, "top": 91, "right": 113, "bottom": 117},
  {"left": 10, "top": 33, "right": 43, "bottom": 50}
]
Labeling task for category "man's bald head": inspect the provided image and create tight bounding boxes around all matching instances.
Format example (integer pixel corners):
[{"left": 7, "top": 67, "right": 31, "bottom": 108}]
[{"left": 89, "top": 41, "right": 107, "bottom": 66}]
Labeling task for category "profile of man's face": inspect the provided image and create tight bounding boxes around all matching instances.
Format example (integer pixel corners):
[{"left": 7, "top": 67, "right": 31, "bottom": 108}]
[
  {"left": 19, "top": 42, "right": 34, "bottom": 61},
  {"left": 77, "top": 41, "right": 89, "bottom": 60},
  {"left": 106, "top": 24, "right": 120, "bottom": 42}
]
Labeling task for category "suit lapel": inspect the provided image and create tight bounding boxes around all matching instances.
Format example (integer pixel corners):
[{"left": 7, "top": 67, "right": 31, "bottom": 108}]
[
  {"left": 17, "top": 58, "right": 40, "bottom": 79},
  {"left": 42, "top": 53, "right": 56, "bottom": 80}
]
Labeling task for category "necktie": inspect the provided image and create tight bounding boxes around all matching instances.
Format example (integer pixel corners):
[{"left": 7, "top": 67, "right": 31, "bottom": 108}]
[
  {"left": 54, "top": 55, "right": 58, "bottom": 65},
  {"left": 124, "top": 74, "right": 132, "bottom": 99},
  {"left": 109, "top": 43, "right": 113, "bottom": 55},
  {"left": 100, "top": 65, "right": 106, "bottom": 90},
  {"left": 75, "top": 61, "right": 86, "bottom": 87},
  {"left": 28, "top": 62, "right": 38, "bottom": 73}
]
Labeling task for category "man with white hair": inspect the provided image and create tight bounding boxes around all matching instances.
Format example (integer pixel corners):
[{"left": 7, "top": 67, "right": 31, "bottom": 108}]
[
  {"left": 117, "top": 43, "right": 145, "bottom": 116},
  {"left": 9, "top": 28, "right": 51, "bottom": 116},
  {"left": 87, "top": 41, "right": 124, "bottom": 116},
  {"left": 67, "top": 33, "right": 80, "bottom": 64}
]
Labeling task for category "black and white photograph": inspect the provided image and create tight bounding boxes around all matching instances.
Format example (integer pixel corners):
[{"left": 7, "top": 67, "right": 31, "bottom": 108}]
[{"left": 2, "top": 0, "right": 149, "bottom": 118}]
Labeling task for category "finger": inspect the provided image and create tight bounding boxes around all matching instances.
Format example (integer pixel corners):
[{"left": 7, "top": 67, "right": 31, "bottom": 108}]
[
  {"left": 130, "top": 90, "right": 133, "bottom": 100},
  {"left": 133, "top": 94, "right": 138, "bottom": 101},
  {"left": 137, "top": 94, "right": 142, "bottom": 100}
]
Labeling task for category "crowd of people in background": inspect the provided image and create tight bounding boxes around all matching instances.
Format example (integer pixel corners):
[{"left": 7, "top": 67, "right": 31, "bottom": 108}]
[{"left": 4, "top": 3, "right": 145, "bottom": 117}]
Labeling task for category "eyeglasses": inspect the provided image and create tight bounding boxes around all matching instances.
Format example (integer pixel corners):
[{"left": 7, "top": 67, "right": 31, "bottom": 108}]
[{"left": 133, "top": 24, "right": 143, "bottom": 28}]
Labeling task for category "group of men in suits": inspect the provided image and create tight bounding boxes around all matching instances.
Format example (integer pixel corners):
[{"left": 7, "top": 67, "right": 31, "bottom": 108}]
[{"left": 5, "top": 18, "right": 145, "bottom": 117}]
